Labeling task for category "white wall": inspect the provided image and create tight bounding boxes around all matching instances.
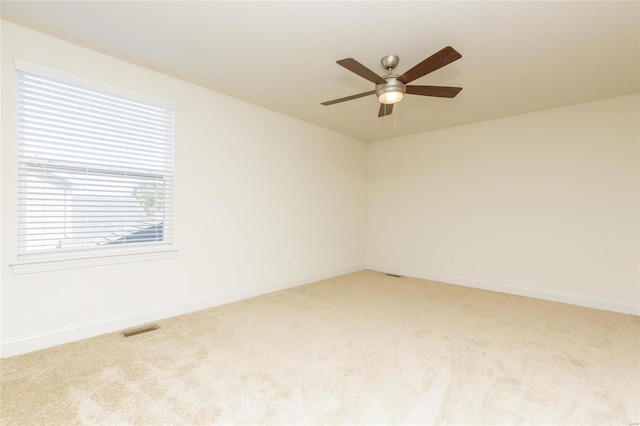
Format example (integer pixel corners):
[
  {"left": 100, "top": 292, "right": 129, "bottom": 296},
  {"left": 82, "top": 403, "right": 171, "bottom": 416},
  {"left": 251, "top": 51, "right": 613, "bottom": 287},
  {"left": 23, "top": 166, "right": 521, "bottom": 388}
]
[
  {"left": 0, "top": 21, "right": 368, "bottom": 357},
  {"left": 368, "top": 94, "right": 639, "bottom": 314}
]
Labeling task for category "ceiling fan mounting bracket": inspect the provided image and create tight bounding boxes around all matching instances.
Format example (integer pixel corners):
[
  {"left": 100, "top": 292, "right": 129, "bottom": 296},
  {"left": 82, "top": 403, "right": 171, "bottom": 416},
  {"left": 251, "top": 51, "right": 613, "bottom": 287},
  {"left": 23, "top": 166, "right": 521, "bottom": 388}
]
[{"left": 380, "top": 55, "right": 400, "bottom": 72}]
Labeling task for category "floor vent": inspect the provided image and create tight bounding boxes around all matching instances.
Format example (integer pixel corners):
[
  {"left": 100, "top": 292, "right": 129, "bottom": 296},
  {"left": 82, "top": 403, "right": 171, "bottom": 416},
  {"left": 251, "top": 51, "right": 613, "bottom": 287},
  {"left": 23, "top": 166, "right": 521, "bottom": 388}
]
[
  {"left": 122, "top": 324, "right": 160, "bottom": 338},
  {"left": 385, "top": 273, "right": 403, "bottom": 278}
]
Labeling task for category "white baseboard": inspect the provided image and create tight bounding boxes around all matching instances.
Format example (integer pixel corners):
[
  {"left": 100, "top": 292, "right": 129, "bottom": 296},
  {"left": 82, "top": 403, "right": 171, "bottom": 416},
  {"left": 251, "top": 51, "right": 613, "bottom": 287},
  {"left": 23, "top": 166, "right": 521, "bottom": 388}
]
[
  {"left": 0, "top": 265, "right": 365, "bottom": 358},
  {"left": 367, "top": 265, "right": 640, "bottom": 316}
]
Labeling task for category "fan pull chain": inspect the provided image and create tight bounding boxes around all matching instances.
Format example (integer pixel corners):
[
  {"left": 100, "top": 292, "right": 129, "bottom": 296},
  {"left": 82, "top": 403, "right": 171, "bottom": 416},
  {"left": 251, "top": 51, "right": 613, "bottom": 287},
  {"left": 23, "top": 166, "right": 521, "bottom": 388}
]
[{"left": 393, "top": 104, "right": 398, "bottom": 130}]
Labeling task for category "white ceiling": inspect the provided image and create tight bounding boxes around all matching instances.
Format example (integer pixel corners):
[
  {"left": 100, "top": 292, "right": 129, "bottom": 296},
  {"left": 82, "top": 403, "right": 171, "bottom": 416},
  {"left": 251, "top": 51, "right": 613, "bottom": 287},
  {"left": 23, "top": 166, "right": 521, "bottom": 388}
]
[{"left": 1, "top": 1, "right": 638, "bottom": 142}]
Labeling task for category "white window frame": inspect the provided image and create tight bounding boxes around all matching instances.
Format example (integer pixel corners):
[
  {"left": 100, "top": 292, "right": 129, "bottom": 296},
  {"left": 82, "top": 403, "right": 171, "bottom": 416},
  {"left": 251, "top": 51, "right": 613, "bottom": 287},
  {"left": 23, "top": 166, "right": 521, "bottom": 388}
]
[{"left": 11, "top": 60, "right": 177, "bottom": 274}]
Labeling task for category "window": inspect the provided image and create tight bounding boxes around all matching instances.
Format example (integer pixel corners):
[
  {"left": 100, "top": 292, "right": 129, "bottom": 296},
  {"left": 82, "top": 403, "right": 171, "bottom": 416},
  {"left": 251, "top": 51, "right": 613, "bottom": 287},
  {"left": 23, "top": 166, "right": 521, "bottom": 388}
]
[{"left": 16, "top": 61, "right": 174, "bottom": 264}]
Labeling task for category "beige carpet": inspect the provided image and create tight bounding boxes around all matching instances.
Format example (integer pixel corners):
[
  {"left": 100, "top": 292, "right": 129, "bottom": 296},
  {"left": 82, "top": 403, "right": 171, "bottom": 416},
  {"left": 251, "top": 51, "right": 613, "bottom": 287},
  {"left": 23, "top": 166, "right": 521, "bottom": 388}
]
[{"left": 1, "top": 270, "right": 638, "bottom": 425}]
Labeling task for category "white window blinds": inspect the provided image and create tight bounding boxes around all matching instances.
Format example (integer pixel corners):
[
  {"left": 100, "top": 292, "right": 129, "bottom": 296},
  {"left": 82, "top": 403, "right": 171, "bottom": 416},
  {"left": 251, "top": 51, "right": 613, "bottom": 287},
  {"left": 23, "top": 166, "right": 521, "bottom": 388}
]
[{"left": 17, "top": 65, "right": 174, "bottom": 257}]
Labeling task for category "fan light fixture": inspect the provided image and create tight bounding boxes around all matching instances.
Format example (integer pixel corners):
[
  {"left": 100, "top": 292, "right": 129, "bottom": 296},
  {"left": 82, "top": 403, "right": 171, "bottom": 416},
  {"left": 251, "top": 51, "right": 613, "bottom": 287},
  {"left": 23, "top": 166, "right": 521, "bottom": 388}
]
[
  {"left": 378, "top": 89, "right": 404, "bottom": 104},
  {"left": 376, "top": 78, "right": 406, "bottom": 104}
]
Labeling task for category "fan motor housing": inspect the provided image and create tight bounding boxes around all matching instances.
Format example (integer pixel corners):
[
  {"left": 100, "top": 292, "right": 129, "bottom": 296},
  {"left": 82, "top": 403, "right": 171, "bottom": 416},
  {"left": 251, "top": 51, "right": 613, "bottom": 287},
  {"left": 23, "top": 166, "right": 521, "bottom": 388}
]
[{"left": 376, "top": 75, "right": 406, "bottom": 101}]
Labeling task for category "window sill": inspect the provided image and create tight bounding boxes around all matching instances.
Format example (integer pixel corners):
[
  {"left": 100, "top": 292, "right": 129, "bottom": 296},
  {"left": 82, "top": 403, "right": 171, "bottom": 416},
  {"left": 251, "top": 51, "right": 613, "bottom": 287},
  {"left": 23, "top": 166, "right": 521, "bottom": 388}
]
[{"left": 10, "top": 247, "right": 177, "bottom": 274}]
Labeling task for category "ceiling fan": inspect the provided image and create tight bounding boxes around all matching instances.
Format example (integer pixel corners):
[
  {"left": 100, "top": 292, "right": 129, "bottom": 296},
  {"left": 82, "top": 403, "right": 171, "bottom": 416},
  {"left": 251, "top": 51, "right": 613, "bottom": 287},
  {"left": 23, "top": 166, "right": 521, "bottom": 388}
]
[{"left": 321, "top": 46, "right": 462, "bottom": 117}]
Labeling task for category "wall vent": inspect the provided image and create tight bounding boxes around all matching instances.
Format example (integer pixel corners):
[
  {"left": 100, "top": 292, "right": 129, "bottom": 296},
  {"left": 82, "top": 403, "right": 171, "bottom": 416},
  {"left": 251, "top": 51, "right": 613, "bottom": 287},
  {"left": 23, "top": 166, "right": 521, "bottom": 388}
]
[
  {"left": 122, "top": 324, "right": 160, "bottom": 338},
  {"left": 385, "top": 273, "right": 403, "bottom": 278}
]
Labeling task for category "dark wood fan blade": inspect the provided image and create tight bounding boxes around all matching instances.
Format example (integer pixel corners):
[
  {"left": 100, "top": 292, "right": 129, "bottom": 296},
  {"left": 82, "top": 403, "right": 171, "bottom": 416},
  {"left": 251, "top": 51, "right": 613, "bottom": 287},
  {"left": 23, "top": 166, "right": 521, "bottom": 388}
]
[
  {"left": 378, "top": 103, "right": 394, "bottom": 117},
  {"left": 406, "top": 85, "right": 462, "bottom": 98},
  {"left": 398, "top": 46, "right": 462, "bottom": 84},
  {"left": 337, "top": 58, "right": 386, "bottom": 84},
  {"left": 321, "top": 90, "right": 375, "bottom": 106}
]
